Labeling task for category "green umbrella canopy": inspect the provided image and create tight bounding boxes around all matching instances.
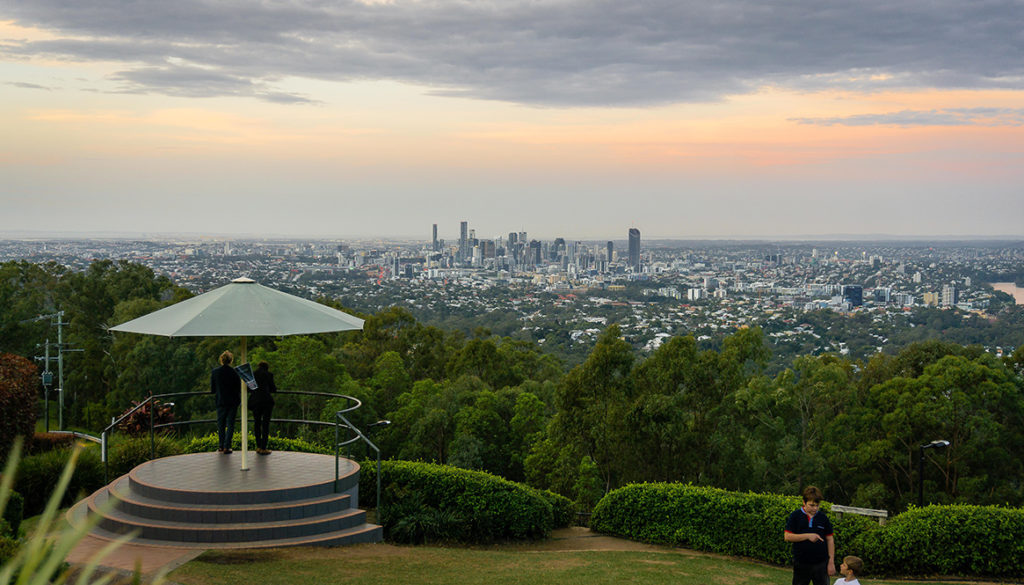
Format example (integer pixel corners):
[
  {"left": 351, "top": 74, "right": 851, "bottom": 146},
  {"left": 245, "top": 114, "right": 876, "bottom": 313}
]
[
  {"left": 108, "top": 277, "right": 363, "bottom": 471},
  {"left": 109, "top": 277, "right": 364, "bottom": 337}
]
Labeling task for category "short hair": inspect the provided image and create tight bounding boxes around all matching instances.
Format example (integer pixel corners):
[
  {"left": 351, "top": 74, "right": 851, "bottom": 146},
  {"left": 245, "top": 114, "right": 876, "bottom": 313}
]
[
  {"left": 843, "top": 556, "right": 863, "bottom": 576},
  {"left": 219, "top": 350, "right": 234, "bottom": 365},
  {"left": 257, "top": 361, "right": 269, "bottom": 370},
  {"left": 801, "top": 486, "right": 823, "bottom": 503}
]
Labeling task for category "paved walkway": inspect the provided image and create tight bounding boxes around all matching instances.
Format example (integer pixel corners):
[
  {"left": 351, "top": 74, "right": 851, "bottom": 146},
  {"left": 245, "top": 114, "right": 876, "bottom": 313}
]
[{"left": 66, "top": 535, "right": 205, "bottom": 579}]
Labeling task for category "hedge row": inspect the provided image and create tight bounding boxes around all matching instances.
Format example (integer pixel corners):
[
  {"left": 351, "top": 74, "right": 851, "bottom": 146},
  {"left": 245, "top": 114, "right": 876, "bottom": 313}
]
[
  {"left": 13, "top": 447, "right": 104, "bottom": 517},
  {"left": 181, "top": 432, "right": 333, "bottom": 455},
  {"left": 856, "top": 505, "right": 1024, "bottom": 577},
  {"left": 360, "top": 460, "right": 567, "bottom": 544},
  {"left": 590, "top": 482, "right": 1024, "bottom": 579}
]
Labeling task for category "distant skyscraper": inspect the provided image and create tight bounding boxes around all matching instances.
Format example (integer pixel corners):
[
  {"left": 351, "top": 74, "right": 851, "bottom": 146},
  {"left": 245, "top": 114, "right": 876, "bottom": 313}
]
[
  {"left": 459, "top": 221, "right": 468, "bottom": 261},
  {"left": 432, "top": 224, "right": 438, "bottom": 252},
  {"left": 607, "top": 241, "right": 613, "bottom": 263},
  {"left": 941, "top": 283, "right": 958, "bottom": 306},
  {"left": 842, "top": 285, "right": 863, "bottom": 307},
  {"left": 628, "top": 228, "right": 640, "bottom": 271}
]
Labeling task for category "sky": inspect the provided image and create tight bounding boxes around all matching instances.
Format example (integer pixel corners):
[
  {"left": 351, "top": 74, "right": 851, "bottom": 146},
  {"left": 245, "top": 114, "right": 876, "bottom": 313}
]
[{"left": 2, "top": 0, "right": 1023, "bottom": 241}]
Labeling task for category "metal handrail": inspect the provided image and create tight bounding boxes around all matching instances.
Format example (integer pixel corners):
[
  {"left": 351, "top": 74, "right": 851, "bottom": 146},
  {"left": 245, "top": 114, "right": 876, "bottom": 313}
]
[
  {"left": 45, "top": 430, "right": 102, "bottom": 444},
  {"left": 334, "top": 401, "right": 382, "bottom": 521},
  {"left": 101, "top": 390, "right": 365, "bottom": 483}
]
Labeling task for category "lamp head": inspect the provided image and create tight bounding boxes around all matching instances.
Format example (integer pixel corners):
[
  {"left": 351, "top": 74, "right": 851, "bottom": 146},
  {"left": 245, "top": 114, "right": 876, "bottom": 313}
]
[{"left": 921, "top": 439, "right": 950, "bottom": 449}]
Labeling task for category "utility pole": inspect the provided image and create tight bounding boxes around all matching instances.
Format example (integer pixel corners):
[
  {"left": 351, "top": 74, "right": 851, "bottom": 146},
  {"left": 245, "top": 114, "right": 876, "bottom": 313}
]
[{"left": 26, "top": 311, "right": 80, "bottom": 430}]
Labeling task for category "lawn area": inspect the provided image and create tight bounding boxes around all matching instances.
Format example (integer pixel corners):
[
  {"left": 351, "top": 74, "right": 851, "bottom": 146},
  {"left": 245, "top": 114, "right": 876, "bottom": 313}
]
[{"left": 165, "top": 530, "right": 994, "bottom": 585}]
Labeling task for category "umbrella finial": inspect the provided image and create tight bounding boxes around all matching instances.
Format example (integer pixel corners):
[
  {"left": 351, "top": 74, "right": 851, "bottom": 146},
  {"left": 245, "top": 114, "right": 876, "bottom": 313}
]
[{"left": 232, "top": 277, "right": 256, "bottom": 283}]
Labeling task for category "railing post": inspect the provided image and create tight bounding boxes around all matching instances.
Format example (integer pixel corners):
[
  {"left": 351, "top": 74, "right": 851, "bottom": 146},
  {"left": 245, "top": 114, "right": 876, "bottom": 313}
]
[
  {"left": 149, "top": 394, "right": 155, "bottom": 461},
  {"left": 376, "top": 451, "right": 382, "bottom": 523},
  {"left": 334, "top": 415, "right": 340, "bottom": 494},
  {"left": 101, "top": 430, "right": 108, "bottom": 484}
]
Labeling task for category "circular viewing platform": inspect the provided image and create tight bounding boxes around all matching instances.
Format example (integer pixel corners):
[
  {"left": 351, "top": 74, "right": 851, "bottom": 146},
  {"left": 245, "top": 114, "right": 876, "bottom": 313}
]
[{"left": 68, "top": 451, "right": 382, "bottom": 548}]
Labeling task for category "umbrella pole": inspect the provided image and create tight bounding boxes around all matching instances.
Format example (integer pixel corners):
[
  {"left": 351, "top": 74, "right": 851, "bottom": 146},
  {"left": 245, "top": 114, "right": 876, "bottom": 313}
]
[{"left": 241, "top": 336, "right": 249, "bottom": 471}]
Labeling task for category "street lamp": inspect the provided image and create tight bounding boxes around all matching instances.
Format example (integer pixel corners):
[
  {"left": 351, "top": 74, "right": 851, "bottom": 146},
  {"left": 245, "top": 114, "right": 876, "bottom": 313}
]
[{"left": 918, "top": 439, "right": 950, "bottom": 508}]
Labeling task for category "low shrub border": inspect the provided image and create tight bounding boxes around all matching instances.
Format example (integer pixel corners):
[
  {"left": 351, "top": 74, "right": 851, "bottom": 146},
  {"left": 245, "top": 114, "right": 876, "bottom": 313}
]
[
  {"left": 360, "top": 460, "right": 556, "bottom": 544},
  {"left": 856, "top": 504, "right": 1024, "bottom": 578},
  {"left": 589, "top": 482, "right": 1023, "bottom": 579}
]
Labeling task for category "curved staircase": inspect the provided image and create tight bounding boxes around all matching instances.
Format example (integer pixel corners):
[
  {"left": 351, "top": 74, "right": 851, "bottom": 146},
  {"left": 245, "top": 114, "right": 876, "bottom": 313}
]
[{"left": 67, "top": 451, "right": 382, "bottom": 548}]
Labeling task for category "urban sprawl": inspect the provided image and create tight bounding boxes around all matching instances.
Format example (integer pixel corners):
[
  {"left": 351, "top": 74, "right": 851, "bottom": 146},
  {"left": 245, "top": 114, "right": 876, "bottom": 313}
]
[{"left": 3, "top": 224, "right": 1022, "bottom": 362}]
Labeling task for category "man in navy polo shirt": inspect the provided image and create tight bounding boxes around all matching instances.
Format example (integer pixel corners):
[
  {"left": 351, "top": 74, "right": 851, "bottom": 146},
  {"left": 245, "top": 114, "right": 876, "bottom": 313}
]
[{"left": 783, "top": 485, "right": 836, "bottom": 585}]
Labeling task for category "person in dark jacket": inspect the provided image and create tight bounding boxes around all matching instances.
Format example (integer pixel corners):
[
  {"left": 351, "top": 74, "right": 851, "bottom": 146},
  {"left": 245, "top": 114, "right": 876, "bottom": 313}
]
[
  {"left": 251, "top": 361, "right": 277, "bottom": 454},
  {"left": 210, "top": 350, "right": 241, "bottom": 453}
]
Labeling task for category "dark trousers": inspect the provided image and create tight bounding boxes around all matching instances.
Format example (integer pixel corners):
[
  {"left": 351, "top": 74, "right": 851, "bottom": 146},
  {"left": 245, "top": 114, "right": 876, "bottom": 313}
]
[
  {"left": 216, "top": 405, "right": 238, "bottom": 450},
  {"left": 792, "top": 560, "right": 828, "bottom": 585},
  {"left": 252, "top": 405, "right": 273, "bottom": 450}
]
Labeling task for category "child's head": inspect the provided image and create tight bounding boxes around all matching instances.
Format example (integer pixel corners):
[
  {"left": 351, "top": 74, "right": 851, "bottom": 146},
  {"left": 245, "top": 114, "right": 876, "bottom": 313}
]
[
  {"left": 840, "top": 556, "right": 863, "bottom": 577},
  {"left": 801, "top": 485, "right": 823, "bottom": 503},
  {"left": 800, "top": 486, "right": 823, "bottom": 513}
]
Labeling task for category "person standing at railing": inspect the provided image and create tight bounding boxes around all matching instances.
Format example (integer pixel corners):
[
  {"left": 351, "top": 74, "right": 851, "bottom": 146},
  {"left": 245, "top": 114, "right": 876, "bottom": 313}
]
[
  {"left": 210, "top": 350, "right": 241, "bottom": 454},
  {"left": 251, "top": 361, "right": 277, "bottom": 455}
]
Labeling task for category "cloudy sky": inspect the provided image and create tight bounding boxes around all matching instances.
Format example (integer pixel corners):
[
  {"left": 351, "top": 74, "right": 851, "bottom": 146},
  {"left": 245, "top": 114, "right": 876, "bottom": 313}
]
[{"left": 2, "top": 0, "right": 1023, "bottom": 240}]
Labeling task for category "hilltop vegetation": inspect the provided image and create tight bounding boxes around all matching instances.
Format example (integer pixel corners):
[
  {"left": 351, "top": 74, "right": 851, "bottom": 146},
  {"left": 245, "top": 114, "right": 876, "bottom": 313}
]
[{"left": 1, "top": 259, "right": 1022, "bottom": 514}]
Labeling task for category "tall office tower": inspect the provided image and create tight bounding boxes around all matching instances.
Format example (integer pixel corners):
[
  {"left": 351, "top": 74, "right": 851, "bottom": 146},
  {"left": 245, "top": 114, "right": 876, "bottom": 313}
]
[
  {"left": 459, "top": 221, "right": 468, "bottom": 261},
  {"left": 628, "top": 228, "right": 641, "bottom": 271},
  {"left": 432, "top": 224, "right": 438, "bottom": 252},
  {"left": 941, "top": 284, "right": 958, "bottom": 306},
  {"left": 508, "top": 232, "right": 518, "bottom": 245},
  {"left": 607, "top": 241, "right": 613, "bottom": 263},
  {"left": 553, "top": 237, "right": 566, "bottom": 261},
  {"left": 529, "top": 240, "right": 542, "bottom": 265},
  {"left": 842, "top": 285, "right": 863, "bottom": 307}
]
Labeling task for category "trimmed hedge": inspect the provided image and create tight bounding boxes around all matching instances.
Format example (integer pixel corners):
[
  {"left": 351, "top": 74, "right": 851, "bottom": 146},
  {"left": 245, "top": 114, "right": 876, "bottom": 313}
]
[
  {"left": 590, "top": 482, "right": 1024, "bottom": 579},
  {"left": 106, "top": 436, "right": 183, "bottom": 478},
  {"left": 360, "top": 460, "right": 555, "bottom": 544},
  {"left": 856, "top": 505, "right": 1024, "bottom": 578},
  {"left": 535, "top": 488, "right": 575, "bottom": 529},
  {"left": 590, "top": 483, "right": 856, "bottom": 564},
  {"left": 13, "top": 447, "right": 104, "bottom": 517},
  {"left": 182, "top": 432, "right": 332, "bottom": 455}
]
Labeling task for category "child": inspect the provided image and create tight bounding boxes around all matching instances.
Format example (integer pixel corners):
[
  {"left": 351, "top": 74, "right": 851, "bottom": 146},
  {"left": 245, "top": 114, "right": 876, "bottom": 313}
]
[
  {"left": 834, "top": 556, "right": 863, "bottom": 585},
  {"left": 784, "top": 486, "right": 836, "bottom": 585}
]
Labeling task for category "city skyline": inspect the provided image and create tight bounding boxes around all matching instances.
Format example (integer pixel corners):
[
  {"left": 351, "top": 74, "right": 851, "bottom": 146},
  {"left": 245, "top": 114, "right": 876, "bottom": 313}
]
[{"left": 2, "top": 1, "right": 1023, "bottom": 239}]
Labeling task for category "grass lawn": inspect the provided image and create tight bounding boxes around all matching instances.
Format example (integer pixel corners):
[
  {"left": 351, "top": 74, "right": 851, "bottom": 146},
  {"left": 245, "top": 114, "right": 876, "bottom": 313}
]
[{"left": 166, "top": 538, "right": 995, "bottom": 585}]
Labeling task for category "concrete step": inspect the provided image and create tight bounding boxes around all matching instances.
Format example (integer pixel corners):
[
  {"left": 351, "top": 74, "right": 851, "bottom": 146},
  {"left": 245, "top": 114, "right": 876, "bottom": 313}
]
[{"left": 107, "top": 476, "right": 352, "bottom": 524}]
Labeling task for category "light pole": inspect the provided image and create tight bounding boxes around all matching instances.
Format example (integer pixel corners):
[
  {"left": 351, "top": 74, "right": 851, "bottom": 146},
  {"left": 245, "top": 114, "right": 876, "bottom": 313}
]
[{"left": 918, "top": 439, "right": 950, "bottom": 508}]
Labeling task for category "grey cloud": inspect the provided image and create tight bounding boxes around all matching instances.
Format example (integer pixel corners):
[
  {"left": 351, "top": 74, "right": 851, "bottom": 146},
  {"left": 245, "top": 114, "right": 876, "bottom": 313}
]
[
  {"left": 792, "top": 108, "right": 1024, "bottom": 127},
  {"left": 7, "top": 81, "right": 52, "bottom": 90},
  {"left": 3, "top": 0, "right": 1023, "bottom": 107}
]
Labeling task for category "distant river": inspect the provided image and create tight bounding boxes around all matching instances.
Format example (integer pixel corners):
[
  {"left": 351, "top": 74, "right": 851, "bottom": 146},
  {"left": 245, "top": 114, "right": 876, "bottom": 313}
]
[{"left": 991, "top": 282, "right": 1024, "bottom": 305}]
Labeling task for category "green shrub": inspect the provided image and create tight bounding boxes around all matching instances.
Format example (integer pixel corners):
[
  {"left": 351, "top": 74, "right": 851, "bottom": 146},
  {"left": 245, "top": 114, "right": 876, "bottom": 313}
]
[
  {"left": 181, "top": 432, "right": 332, "bottom": 454},
  {"left": 591, "top": 482, "right": 1023, "bottom": 579},
  {"left": 0, "top": 354, "right": 38, "bottom": 463},
  {"left": 857, "top": 505, "right": 1024, "bottom": 578},
  {"left": 1, "top": 491, "right": 23, "bottom": 537},
  {"left": 106, "top": 436, "right": 184, "bottom": 478},
  {"left": 0, "top": 533, "right": 18, "bottom": 565},
  {"left": 534, "top": 488, "right": 575, "bottom": 528},
  {"left": 590, "top": 483, "right": 875, "bottom": 566},
  {"left": 14, "top": 447, "right": 104, "bottom": 517},
  {"left": 25, "top": 432, "right": 78, "bottom": 456},
  {"left": 360, "top": 460, "right": 555, "bottom": 544}
]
